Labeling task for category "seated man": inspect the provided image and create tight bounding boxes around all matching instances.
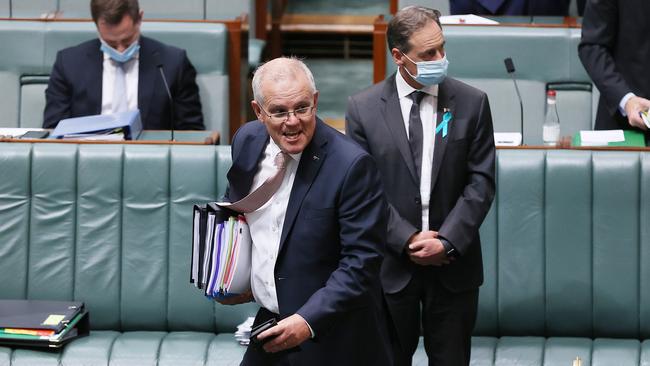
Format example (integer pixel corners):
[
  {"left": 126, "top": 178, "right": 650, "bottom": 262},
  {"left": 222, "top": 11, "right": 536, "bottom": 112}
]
[{"left": 43, "top": 0, "right": 204, "bottom": 130}]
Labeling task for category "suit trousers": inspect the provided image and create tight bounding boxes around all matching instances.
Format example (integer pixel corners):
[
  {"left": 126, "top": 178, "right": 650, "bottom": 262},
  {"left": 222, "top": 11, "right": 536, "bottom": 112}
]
[{"left": 384, "top": 266, "right": 479, "bottom": 366}]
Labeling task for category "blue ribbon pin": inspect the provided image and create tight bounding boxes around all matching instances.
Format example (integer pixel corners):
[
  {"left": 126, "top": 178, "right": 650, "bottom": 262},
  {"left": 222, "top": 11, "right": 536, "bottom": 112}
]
[{"left": 436, "top": 110, "right": 452, "bottom": 138}]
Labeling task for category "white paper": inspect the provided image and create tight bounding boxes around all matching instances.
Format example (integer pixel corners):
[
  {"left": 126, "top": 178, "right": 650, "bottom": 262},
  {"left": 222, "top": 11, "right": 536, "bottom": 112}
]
[
  {"left": 440, "top": 14, "right": 499, "bottom": 25},
  {"left": 0, "top": 128, "right": 48, "bottom": 138},
  {"left": 580, "top": 130, "right": 624, "bottom": 146},
  {"left": 227, "top": 218, "right": 252, "bottom": 295},
  {"left": 494, "top": 132, "right": 522, "bottom": 146}
]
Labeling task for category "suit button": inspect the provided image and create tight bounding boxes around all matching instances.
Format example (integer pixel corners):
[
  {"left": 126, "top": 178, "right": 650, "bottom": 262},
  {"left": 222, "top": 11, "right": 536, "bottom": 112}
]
[{"left": 415, "top": 197, "right": 421, "bottom": 204}]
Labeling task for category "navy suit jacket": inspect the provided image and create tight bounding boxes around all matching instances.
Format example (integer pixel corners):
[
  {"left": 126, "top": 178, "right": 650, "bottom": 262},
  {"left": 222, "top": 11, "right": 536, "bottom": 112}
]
[
  {"left": 43, "top": 36, "right": 204, "bottom": 130},
  {"left": 579, "top": 0, "right": 650, "bottom": 132},
  {"left": 227, "top": 119, "right": 392, "bottom": 365},
  {"left": 346, "top": 74, "right": 496, "bottom": 294}
]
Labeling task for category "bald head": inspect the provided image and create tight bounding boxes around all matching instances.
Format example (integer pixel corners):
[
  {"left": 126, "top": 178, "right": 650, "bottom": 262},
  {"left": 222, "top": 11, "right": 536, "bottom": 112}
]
[{"left": 252, "top": 57, "right": 317, "bottom": 106}]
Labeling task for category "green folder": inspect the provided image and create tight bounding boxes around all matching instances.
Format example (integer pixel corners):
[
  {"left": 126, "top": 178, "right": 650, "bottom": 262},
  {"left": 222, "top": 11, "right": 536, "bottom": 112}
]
[{"left": 572, "top": 130, "right": 647, "bottom": 147}]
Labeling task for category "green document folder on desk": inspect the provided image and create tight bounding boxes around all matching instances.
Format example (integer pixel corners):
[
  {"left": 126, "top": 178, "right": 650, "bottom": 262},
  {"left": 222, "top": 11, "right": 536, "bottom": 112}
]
[
  {"left": 0, "top": 300, "right": 89, "bottom": 348},
  {"left": 572, "top": 130, "right": 647, "bottom": 147}
]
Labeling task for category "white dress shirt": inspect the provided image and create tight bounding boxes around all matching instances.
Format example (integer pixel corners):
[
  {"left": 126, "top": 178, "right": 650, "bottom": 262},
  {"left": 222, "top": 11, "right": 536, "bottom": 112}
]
[
  {"left": 245, "top": 139, "right": 301, "bottom": 314},
  {"left": 395, "top": 70, "right": 438, "bottom": 231},
  {"left": 101, "top": 53, "right": 139, "bottom": 115}
]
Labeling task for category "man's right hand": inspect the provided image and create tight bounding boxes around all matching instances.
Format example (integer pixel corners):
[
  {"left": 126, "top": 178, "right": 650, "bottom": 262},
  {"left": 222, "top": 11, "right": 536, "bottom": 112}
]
[
  {"left": 624, "top": 96, "right": 650, "bottom": 130},
  {"left": 215, "top": 290, "right": 254, "bottom": 305}
]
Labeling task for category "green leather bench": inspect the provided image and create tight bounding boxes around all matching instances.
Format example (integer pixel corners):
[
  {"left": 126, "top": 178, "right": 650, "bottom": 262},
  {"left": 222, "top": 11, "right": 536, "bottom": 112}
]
[
  {"left": 378, "top": 22, "right": 594, "bottom": 145},
  {"left": 0, "top": 143, "right": 256, "bottom": 365},
  {"left": 0, "top": 20, "right": 231, "bottom": 141},
  {"left": 2, "top": 144, "right": 649, "bottom": 365}
]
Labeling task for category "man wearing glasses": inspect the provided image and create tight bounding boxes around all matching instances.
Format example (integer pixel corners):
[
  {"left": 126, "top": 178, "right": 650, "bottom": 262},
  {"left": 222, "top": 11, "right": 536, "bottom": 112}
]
[{"left": 218, "top": 57, "right": 392, "bottom": 366}]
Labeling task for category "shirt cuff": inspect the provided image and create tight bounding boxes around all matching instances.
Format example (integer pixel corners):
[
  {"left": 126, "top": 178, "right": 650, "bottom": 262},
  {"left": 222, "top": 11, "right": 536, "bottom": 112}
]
[
  {"left": 303, "top": 317, "right": 316, "bottom": 338},
  {"left": 619, "top": 92, "right": 636, "bottom": 116}
]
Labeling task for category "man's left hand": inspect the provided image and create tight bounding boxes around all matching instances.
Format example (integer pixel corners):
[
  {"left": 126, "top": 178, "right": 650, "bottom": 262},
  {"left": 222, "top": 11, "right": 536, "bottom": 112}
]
[
  {"left": 408, "top": 238, "right": 454, "bottom": 266},
  {"left": 624, "top": 96, "right": 650, "bottom": 130},
  {"left": 257, "top": 314, "right": 312, "bottom": 353}
]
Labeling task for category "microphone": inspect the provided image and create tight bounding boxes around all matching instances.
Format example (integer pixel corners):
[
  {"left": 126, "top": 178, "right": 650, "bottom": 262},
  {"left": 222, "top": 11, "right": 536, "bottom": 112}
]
[
  {"left": 154, "top": 52, "right": 175, "bottom": 141},
  {"left": 504, "top": 57, "right": 524, "bottom": 145}
]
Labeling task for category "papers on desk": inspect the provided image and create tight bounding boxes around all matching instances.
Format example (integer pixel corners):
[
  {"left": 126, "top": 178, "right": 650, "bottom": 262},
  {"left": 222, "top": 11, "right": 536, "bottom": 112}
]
[
  {"left": 440, "top": 14, "right": 499, "bottom": 25},
  {"left": 579, "top": 130, "right": 625, "bottom": 146},
  {"left": 0, "top": 128, "right": 49, "bottom": 138},
  {"left": 494, "top": 132, "right": 522, "bottom": 146},
  {"left": 191, "top": 203, "right": 251, "bottom": 300}
]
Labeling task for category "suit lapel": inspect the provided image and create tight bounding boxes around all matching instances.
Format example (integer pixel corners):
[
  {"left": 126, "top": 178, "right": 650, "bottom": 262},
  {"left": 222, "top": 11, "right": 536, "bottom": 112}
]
[
  {"left": 278, "top": 120, "right": 326, "bottom": 253},
  {"left": 228, "top": 128, "right": 269, "bottom": 202},
  {"left": 86, "top": 41, "right": 103, "bottom": 115},
  {"left": 138, "top": 37, "right": 158, "bottom": 127},
  {"left": 430, "top": 81, "right": 456, "bottom": 191},
  {"left": 381, "top": 74, "right": 419, "bottom": 185}
]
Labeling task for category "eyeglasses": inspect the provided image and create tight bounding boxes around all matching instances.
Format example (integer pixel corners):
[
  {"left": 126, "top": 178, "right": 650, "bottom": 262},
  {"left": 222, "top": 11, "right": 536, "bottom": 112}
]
[{"left": 260, "top": 105, "right": 315, "bottom": 123}]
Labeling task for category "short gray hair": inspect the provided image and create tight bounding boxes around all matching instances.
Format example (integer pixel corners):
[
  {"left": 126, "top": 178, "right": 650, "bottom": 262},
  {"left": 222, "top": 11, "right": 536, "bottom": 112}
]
[
  {"left": 252, "top": 57, "right": 317, "bottom": 106},
  {"left": 387, "top": 6, "right": 442, "bottom": 54}
]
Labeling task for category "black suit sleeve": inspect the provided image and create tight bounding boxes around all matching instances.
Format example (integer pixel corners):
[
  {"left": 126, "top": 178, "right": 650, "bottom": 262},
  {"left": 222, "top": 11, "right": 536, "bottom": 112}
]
[
  {"left": 578, "top": 0, "right": 629, "bottom": 116},
  {"left": 345, "top": 95, "right": 418, "bottom": 256},
  {"left": 172, "top": 51, "right": 204, "bottom": 130},
  {"left": 437, "top": 92, "right": 495, "bottom": 255},
  {"left": 43, "top": 51, "right": 73, "bottom": 128}
]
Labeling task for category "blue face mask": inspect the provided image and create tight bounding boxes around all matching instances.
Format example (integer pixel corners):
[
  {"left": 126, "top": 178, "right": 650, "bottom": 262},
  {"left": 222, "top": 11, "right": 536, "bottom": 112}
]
[
  {"left": 100, "top": 39, "right": 140, "bottom": 64},
  {"left": 402, "top": 53, "right": 449, "bottom": 86}
]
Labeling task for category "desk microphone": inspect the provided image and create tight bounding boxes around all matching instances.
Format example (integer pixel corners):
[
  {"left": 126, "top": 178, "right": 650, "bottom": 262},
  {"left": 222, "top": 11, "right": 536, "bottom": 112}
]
[
  {"left": 504, "top": 57, "right": 524, "bottom": 145},
  {"left": 154, "top": 53, "right": 175, "bottom": 141}
]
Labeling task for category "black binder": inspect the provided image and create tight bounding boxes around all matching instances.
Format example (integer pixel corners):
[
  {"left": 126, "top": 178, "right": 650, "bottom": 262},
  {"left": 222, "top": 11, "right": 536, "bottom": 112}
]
[{"left": 0, "top": 300, "right": 90, "bottom": 348}]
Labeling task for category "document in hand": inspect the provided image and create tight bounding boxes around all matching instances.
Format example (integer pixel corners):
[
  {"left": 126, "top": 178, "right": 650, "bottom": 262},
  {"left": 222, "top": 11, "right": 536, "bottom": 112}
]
[
  {"left": 50, "top": 110, "right": 143, "bottom": 140},
  {"left": 0, "top": 300, "right": 89, "bottom": 348},
  {"left": 191, "top": 203, "right": 251, "bottom": 300}
]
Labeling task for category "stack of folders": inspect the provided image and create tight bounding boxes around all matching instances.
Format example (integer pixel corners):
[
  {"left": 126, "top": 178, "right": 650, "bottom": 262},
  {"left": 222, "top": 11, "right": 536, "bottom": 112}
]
[
  {"left": 191, "top": 203, "right": 252, "bottom": 300},
  {"left": 0, "top": 300, "right": 89, "bottom": 348}
]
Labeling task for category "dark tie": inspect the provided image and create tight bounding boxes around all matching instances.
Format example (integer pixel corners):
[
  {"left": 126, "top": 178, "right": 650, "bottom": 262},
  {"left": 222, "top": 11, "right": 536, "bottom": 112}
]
[
  {"left": 226, "top": 151, "right": 289, "bottom": 213},
  {"left": 408, "top": 91, "right": 425, "bottom": 182}
]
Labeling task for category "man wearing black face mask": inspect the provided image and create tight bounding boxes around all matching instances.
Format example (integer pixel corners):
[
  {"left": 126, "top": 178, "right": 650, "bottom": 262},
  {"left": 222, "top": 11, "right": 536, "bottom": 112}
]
[
  {"left": 346, "top": 6, "right": 496, "bottom": 366},
  {"left": 44, "top": 0, "right": 204, "bottom": 130}
]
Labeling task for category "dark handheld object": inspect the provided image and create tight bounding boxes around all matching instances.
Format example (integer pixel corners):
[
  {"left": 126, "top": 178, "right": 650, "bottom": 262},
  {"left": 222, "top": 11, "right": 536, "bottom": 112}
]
[{"left": 250, "top": 318, "right": 278, "bottom": 345}]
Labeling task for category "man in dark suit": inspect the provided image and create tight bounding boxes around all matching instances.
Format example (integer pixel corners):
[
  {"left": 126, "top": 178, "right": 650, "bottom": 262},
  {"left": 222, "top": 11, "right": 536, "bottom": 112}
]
[
  {"left": 43, "top": 0, "right": 204, "bottom": 130},
  {"left": 579, "top": 0, "right": 650, "bottom": 133},
  {"left": 450, "top": 0, "right": 570, "bottom": 16},
  {"left": 346, "top": 6, "right": 495, "bottom": 366},
  {"left": 220, "top": 57, "right": 392, "bottom": 365}
]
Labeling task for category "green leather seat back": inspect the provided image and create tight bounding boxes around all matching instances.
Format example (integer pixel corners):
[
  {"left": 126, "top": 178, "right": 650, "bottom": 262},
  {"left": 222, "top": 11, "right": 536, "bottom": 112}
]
[
  {"left": 20, "top": 75, "right": 49, "bottom": 128},
  {"left": 10, "top": 0, "right": 56, "bottom": 18},
  {"left": 475, "top": 150, "right": 650, "bottom": 339},
  {"left": 137, "top": 0, "right": 205, "bottom": 20},
  {"left": 399, "top": 0, "right": 451, "bottom": 15},
  {"left": 0, "top": 143, "right": 257, "bottom": 333},
  {"left": 0, "top": 21, "right": 46, "bottom": 128},
  {"left": 0, "top": 1, "right": 8, "bottom": 17}
]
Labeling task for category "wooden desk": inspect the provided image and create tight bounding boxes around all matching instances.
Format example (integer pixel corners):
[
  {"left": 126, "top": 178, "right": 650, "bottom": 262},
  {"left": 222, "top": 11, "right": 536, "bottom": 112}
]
[{"left": 0, "top": 130, "right": 220, "bottom": 145}]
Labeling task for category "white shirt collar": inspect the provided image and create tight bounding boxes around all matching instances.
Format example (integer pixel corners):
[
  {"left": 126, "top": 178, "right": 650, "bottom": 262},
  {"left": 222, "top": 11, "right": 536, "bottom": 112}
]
[
  {"left": 268, "top": 138, "right": 302, "bottom": 163},
  {"left": 395, "top": 68, "right": 438, "bottom": 99}
]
